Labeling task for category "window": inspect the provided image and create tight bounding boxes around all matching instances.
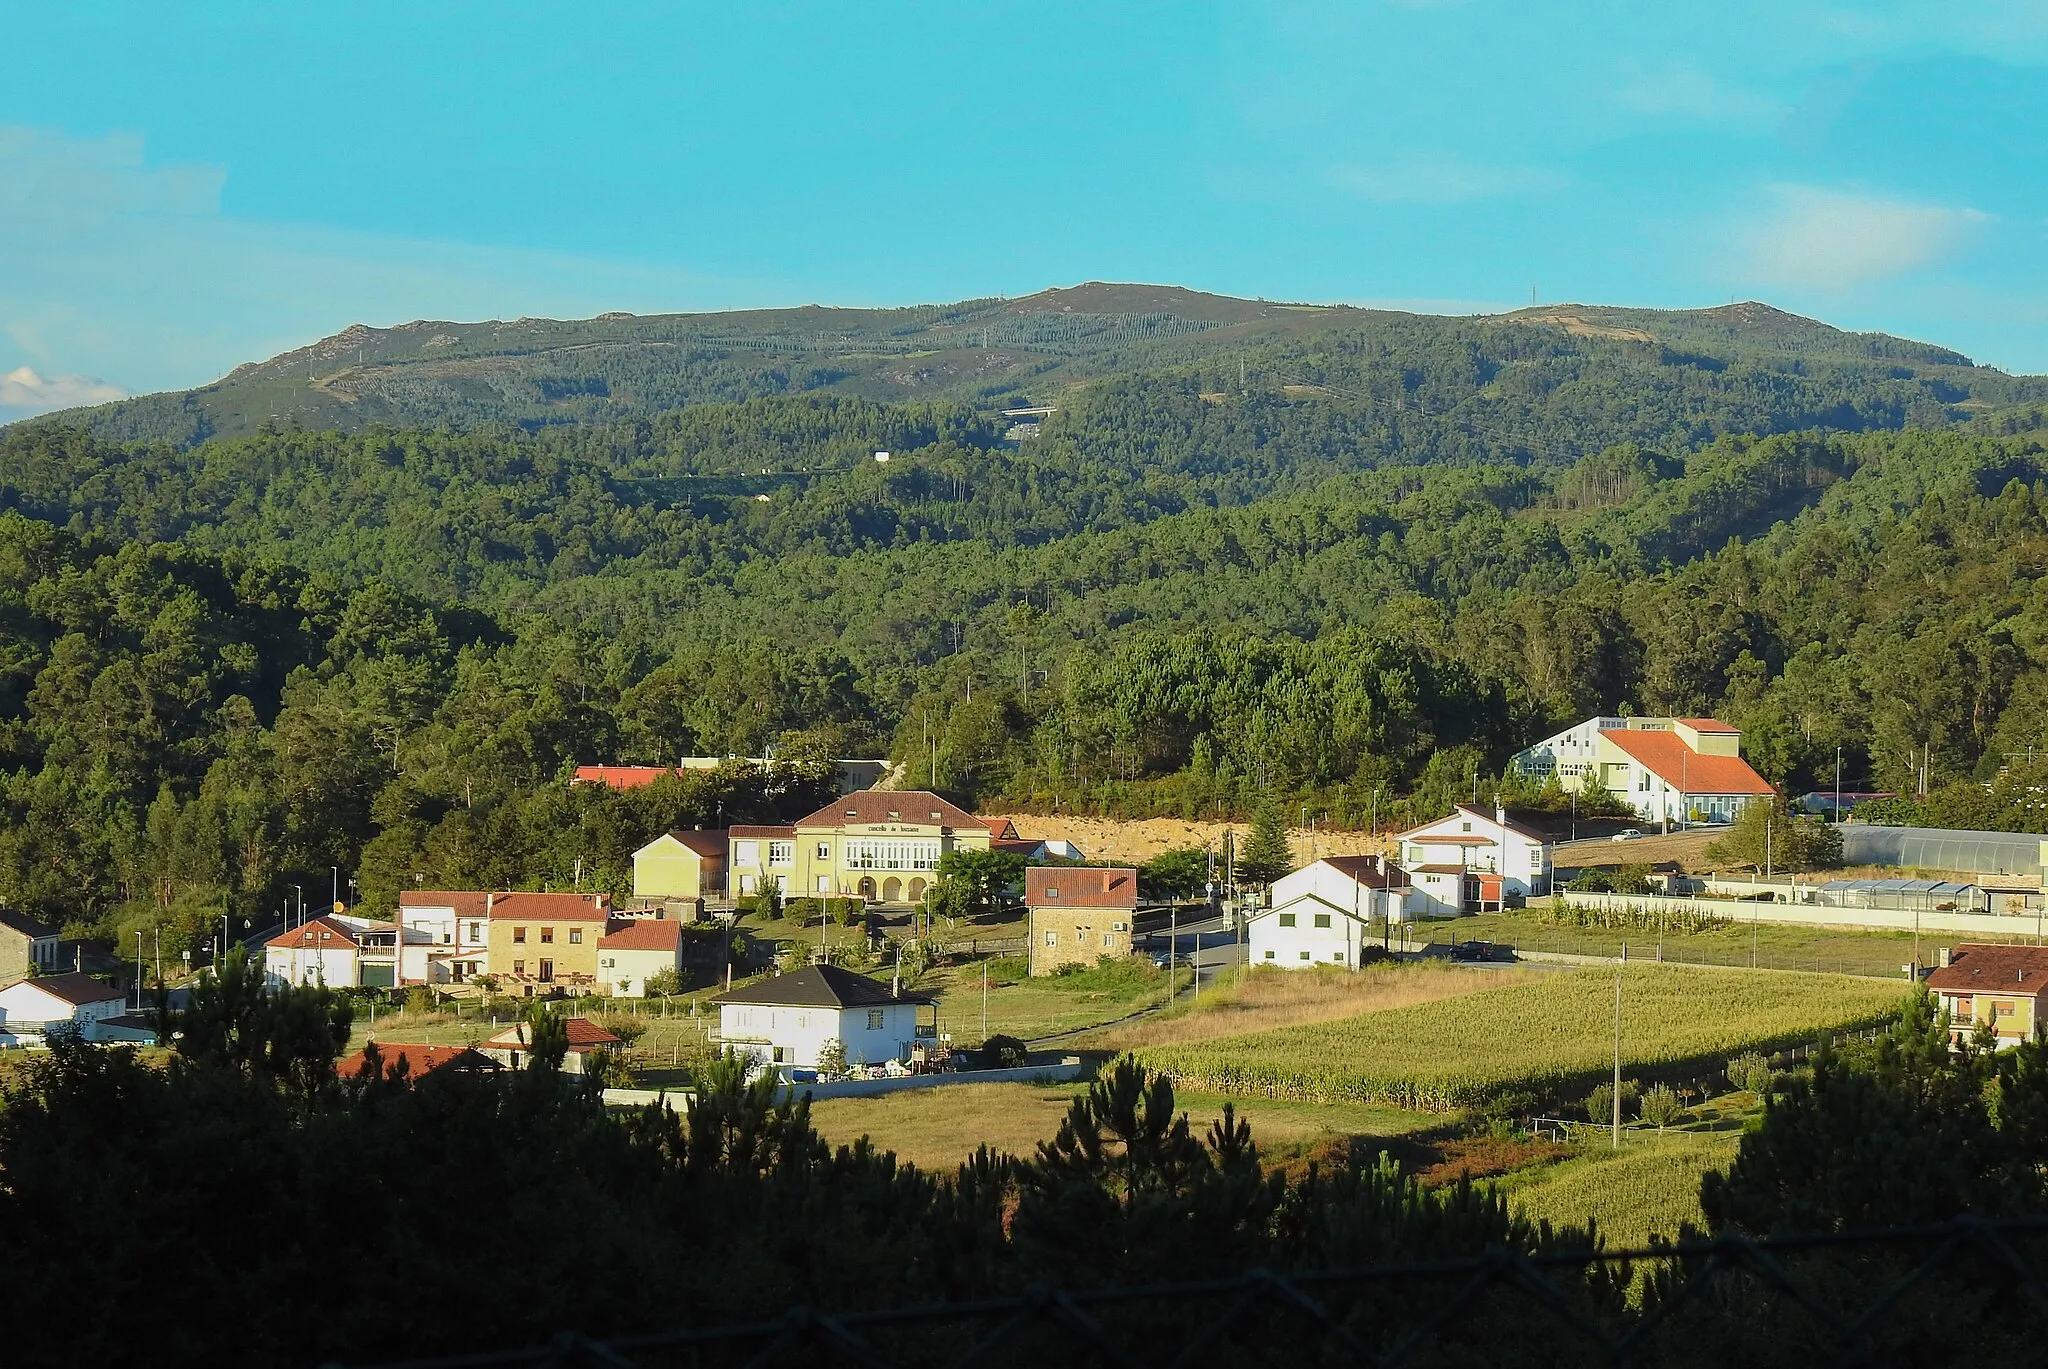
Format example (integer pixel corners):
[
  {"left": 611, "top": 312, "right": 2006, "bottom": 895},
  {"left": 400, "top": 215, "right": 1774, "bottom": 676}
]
[
  {"left": 319, "top": 931, "right": 331, "bottom": 941},
  {"left": 1313, "top": 913, "right": 1332, "bottom": 929},
  {"left": 1044, "top": 887, "right": 1059, "bottom": 899},
  {"left": 468, "top": 922, "right": 481, "bottom": 940},
  {"left": 1953, "top": 997, "right": 1974, "bottom": 1018},
  {"left": 513, "top": 960, "right": 525, "bottom": 975},
  {"left": 1299, "top": 950, "right": 1311, "bottom": 961},
  {"left": 568, "top": 928, "right": 582, "bottom": 944},
  {"left": 772, "top": 1046, "right": 789, "bottom": 1064},
  {"left": 845, "top": 837, "right": 942, "bottom": 871},
  {"left": 1264, "top": 949, "right": 1275, "bottom": 960},
  {"left": 1460, "top": 821, "right": 1472, "bottom": 833},
  {"left": 816, "top": 842, "right": 830, "bottom": 860},
  {"left": 735, "top": 840, "right": 759, "bottom": 866},
  {"left": 1331, "top": 951, "right": 1345, "bottom": 962},
  {"left": 540, "top": 927, "right": 554, "bottom": 944},
  {"left": 1077, "top": 930, "right": 1090, "bottom": 944},
  {"left": 1044, "top": 931, "right": 1057, "bottom": 946},
  {"left": 441, "top": 932, "right": 453, "bottom": 944},
  {"left": 538, "top": 959, "right": 553, "bottom": 982},
  {"left": 1996, "top": 1001, "right": 2017, "bottom": 1019},
  {"left": 867, "top": 1009, "right": 885, "bottom": 1030},
  {"left": 1111, "top": 921, "right": 1127, "bottom": 932},
  {"left": 767, "top": 840, "right": 793, "bottom": 867},
  {"left": 513, "top": 927, "right": 527, "bottom": 944},
  {"left": 1278, "top": 913, "right": 1296, "bottom": 927}
]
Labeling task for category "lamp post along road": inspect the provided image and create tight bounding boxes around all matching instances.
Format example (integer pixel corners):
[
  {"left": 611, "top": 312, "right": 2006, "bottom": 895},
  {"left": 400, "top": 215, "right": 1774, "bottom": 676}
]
[{"left": 1613, "top": 943, "right": 1626, "bottom": 1151}]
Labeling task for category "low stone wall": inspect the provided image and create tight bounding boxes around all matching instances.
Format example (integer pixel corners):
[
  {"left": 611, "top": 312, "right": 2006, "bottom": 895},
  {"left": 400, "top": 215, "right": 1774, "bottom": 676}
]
[{"left": 602, "top": 1057, "right": 1088, "bottom": 1109}]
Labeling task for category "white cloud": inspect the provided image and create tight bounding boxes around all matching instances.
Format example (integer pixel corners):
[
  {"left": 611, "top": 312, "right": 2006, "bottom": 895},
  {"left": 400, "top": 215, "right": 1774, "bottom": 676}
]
[
  {"left": 1615, "top": 64, "right": 1782, "bottom": 128},
  {"left": 0, "top": 125, "right": 775, "bottom": 398},
  {"left": 1740, "top": 186, "right": 1990, "bottom": 289},
  {"left": 1331, "top": 155, "right": 1565, "bottom": 205},
  {"left": 0, "top": 366, "right": 129, "bottom": 420}
]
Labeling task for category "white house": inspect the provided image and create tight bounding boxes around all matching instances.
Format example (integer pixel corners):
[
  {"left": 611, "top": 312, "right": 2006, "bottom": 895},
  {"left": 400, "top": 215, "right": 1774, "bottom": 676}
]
[
  {"left": 1248, "top": 856, "right": 1413, "bottom": 969},
  {"left": 597, "top": 917, "right": 685, "bottom": 997},
  {"left": 262, "top": 913, "right": 417, "bottom": 989},
  {"left": 397, "top": 891, "right": 492, "bottom": 984},
  {"left": 713, "top": 964, "right": 931, "bottom": 1075},
  {"left": 1396, "top": 804, "right": 1575, "bottom": 916},
  {"left": 1510, "top": 716, "right": 1774, "bottom": 825},
  {"left": 0, "top": 973, "right": 129, "bottom": 1045}
]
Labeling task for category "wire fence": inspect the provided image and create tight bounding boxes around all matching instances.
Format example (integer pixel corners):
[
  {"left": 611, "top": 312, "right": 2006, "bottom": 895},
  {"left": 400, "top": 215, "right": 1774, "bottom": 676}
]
[{"left": 346, "top": 1216, "right": 2048, "bottom": 1369}]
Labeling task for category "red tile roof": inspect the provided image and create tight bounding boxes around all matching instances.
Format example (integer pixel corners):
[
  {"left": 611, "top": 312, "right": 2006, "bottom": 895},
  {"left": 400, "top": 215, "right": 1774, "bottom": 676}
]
[
  {"left": 1411, "top": 863, "right": 1471, "bottom": 875},
  {"left": 486, "top": 1018, "right": 622, "bottom": 1050},
  {"left": 339, "top": 1042, "right": 497, "bottom": 1079},
  {"left": 983, "top": 816, "right": 1019, "bottom": 839},
  {"left": 1675, "top": 718, "right": 1740, "bottom": 734},
  {"left": 795, "top": 790, "right": 983, "bottom": 831},
  {"left": 486, "top": 892, "right": 609, "bottom": 921},
  {"left": 1319, "top": 855, "right": 1412, "bottom": 889},
  {"left": 2, "top": 972, "right": 124, "bottom": 1007},
  {"left": 1025, "top": 866, "right": 1138, "bottom": 910},
  {"left": 573, "top": 765, "right": 681, "bottom": 789},
  {"left": 265, "top": 915, "right": 363, "bottom": 950},
  {"left": 400, "top": 891, "right": 491, "bottom": 918},
  {"left": 600, "top": 918, "right": 686, "bottom": 951},
  {"left": 730, "top": 824, "right": 795, "bottom": 839},
  {"left": 1926, "top": 944, "right": 2048, "bottom": 996},
  {"left": 1599, "top": 729, "right": 1774, "bottom": 795},
  {"left": 662, "top": 829, "right": 728, "bottom": 859}
]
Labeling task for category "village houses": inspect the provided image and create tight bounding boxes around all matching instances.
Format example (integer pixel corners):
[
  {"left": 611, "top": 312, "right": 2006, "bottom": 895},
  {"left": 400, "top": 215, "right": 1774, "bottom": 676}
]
[
  {"left": 713, "top": 964, "right": 932, "bottom": 1075},
  {"left": 1927, "top": 944, "right": 2048, "bottom": 1049},
  {"left": 1247, "top": 855, "right": 1413, "bottom": 968}
]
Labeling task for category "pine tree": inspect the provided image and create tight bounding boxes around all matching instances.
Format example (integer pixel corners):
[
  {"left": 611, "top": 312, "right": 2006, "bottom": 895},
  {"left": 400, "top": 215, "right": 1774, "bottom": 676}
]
[{"left": 1235, "top": 799, "right": 1293, "bottom": 888}]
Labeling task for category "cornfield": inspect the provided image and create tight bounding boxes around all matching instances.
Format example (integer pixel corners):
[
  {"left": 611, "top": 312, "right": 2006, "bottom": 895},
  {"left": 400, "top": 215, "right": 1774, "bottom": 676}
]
[
  {"left": 1542, "top": 898, "right": 1730, "bottom": 934},
  {"left": 1136, "top": 964, "right": 1907, "bottom": 1112}
]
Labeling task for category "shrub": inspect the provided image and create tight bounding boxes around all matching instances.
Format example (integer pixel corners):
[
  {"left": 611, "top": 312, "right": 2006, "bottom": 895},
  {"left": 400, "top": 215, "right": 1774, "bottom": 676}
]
[
  {"left": 1640, "top": 1083, "right": 1684, "bottom": 1130},
  {"left": 982, "top": 955, "right": 1028, "bottom": 985},
  {"left": 643, "top": 967, "right": 682, "bottom": 998},
  {"left": 981, "top": 1034, "right": 1027, "bottom": 1069},
  {"left": 1584, "top": 1079, "right": 1641, "bottom": 1124},
  {"left": 595, "top": 1015, "right": 648, "bottom": 1048},
  {"left": 402, "top": 987, "right": 437, "bottom": 1017},
  {"left": 815, "top": 1037, "right": 848, "bottom": 1081}
]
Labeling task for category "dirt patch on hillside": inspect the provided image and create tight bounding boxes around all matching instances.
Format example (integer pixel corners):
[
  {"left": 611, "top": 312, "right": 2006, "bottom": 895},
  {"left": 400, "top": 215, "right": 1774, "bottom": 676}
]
[
  {"left": 990, "top": 813, "right": 1390, "bottom": 868},
  {"left": 1271, "top": 1130, "right": 1569, "bottom": 1189}
]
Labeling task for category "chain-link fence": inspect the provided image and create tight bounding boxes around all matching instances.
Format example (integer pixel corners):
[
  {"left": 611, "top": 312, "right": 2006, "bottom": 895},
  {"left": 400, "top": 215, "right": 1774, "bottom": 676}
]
[{"left": 346, "top": 1216, "right": 2048, "bottom": 1369}]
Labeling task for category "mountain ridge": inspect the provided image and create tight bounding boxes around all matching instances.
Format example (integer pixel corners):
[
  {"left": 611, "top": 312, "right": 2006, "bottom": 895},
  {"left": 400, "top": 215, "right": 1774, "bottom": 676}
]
[{"left": 14, "top": 282, "right": 2018, "bottom": 447}]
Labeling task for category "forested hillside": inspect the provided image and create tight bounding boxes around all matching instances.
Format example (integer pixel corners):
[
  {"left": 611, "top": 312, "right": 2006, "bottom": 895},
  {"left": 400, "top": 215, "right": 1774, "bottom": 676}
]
[
  {"left": 22, "top": 284, "right": 2045, "bottom": 445},
  {"left": 5, "top": 290, "right": 2048, "bottom": 965}
]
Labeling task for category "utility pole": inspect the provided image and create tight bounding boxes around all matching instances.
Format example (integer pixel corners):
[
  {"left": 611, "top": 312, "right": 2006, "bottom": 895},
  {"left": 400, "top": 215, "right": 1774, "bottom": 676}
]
[
  {"left": 1834, "top": 747, "right": 1843, "bottom": 824},
  {"left": 1765, "top": 815, "right": 1773, "bottom": 881},
  {"left": 981, "top": 959, "right": 988, "bottom": 1043}
]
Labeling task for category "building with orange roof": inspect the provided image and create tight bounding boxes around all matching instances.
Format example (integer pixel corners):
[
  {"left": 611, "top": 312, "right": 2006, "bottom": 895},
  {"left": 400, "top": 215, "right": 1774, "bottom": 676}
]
[
  {"left": 597, "top": 917, "right": 686, "bottom": 997},
  {"left": 727, "top": 790, "right": 997, "bottom": 906},
  {"left": 1927, "top": 943, "right": 2048, "bottom": 1049},
  {"left": 630, "top": 828, "right": 728, "bottom": 902},
  {"left": 480, "top": 1017, "right": 622, "bottom": 1074},
  {"left": 1024, "top": 866, "right": 1139, "bottom": 975},
  {"left": 338, "top": 1041, "right": 502, "bottom": 1080},
  {"left": 1510, "top": 715, "right": 1774, "bottom": 826}
]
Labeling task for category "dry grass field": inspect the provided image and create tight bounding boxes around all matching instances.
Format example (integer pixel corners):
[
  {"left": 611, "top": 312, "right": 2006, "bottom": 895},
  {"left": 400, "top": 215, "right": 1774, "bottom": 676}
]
[{"left": 1081, "top": 963, "right": 1531, "bottom": 1050}]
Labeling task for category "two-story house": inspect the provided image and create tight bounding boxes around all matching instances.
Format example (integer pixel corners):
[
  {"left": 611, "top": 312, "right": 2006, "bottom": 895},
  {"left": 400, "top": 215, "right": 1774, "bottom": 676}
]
[
  {"left": 1927, "top": 943, "right": 2048, "bottom": 1049},
  {"left": 0, "top": 909, "right": 60, "bottom": 983},
  {"left": 482, "top": 892, "right": 610, "bottom": 996},
  {"left": 1396, "top": 804, "right": 1574, "bottom": 916},
  {"left": 1025, "top": 866, "right": 1139, "bottom": 975},
  {"left": 727, "top": 791, "right": 999, "bottom": 905},
  {"left": 1248, "top": 856, "right": 1413, "bottom": 968},
  {"left": 1510, "top": 716, "right": 1774, "bottom": 825}
]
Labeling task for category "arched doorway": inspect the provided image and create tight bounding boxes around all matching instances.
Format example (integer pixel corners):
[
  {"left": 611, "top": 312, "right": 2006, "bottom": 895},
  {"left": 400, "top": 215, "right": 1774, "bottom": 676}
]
[
  {"left": 858, "top": 877, "right": 876, "bottom": 900},
  {"left": 907, "top": 877, "right": 927, "bottom": 904},
  {"left": 882, "top": 877, "right": 903, "bottom": 903}
]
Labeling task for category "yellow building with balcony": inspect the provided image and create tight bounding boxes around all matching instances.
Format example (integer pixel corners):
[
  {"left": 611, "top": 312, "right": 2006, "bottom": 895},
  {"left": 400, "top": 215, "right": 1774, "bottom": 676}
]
[{"left": 727, "top": 791, "right": 1002, "bottom": 905}]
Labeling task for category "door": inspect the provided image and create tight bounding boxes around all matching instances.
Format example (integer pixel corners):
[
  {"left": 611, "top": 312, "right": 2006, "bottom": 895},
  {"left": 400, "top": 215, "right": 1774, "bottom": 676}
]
[{"left": 539, "top": 958, "right": 554, "bottom": 983}]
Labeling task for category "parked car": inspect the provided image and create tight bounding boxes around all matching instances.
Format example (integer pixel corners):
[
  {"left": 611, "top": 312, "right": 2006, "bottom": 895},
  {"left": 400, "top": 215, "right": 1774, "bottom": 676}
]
[
  {"left": 1610, "top": 828, "right": 1643, "bottom": 842},
  {"left": 1449, "top": 940, "right": 1504, "bottom": 963}
]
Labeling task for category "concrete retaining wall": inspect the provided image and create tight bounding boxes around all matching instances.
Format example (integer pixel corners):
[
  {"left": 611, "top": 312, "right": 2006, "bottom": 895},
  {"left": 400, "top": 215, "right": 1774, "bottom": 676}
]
[{"left": 1557, "top": 891, "right": 2045, "bottom": 938}]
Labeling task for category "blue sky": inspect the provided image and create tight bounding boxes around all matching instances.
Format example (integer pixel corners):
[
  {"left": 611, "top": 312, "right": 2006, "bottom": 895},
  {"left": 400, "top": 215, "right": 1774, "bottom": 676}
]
[{"left": 4, "top": 1, "right": 2047, "bottom": 417}]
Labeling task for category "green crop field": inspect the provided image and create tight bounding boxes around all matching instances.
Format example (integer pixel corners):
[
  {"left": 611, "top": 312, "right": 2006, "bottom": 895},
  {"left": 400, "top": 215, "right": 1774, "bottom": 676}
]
[
  {"left": 1136, "top": 964, "right": 1907, "bottom": 1111},
  {"left": 1501, "top": 1131, "right": 1743, "bottom": 1247}
]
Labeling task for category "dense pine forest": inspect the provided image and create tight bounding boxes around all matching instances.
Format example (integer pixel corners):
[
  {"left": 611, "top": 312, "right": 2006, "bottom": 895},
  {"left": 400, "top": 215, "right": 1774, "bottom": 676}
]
[{"left": 7, "top": 291, "right": 2048, "bottom": 959}]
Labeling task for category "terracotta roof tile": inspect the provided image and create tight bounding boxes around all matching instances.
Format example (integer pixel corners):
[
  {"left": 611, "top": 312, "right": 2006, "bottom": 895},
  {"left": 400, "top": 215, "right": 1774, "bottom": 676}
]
[
  {"left": 400, "top": 891, "right": 491, "bottom": 918},
  {"left": 600, "top": 919, "right": 686, "bottom": 951},
  {"left": 1025, "top": 866, "right": 1138, "bottom": 910},
  {"left": 794, "top": 790, "right": 983, "bottom": 831},
  {"left": 264, "top": 915, "right": 363, "bottom": 950},
  {"left": 1926, "top": 944, "right": 2048, "bottom": 996},
  {"left": 1598, "top": 729, "right": 1774, "bottom": 795}
]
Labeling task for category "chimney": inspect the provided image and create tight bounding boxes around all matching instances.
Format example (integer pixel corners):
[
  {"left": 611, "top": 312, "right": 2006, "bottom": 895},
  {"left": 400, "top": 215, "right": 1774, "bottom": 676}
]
[
  {"left": 1495, "top": 802, "right": 1506, "bottom": 827},
  {"left": 1939, "top": 946, "right": 1952, "bottom": 968}
]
